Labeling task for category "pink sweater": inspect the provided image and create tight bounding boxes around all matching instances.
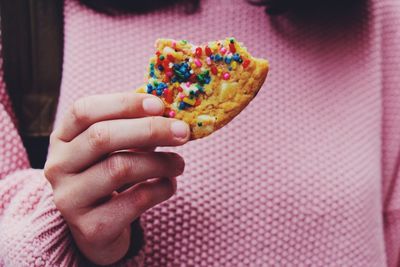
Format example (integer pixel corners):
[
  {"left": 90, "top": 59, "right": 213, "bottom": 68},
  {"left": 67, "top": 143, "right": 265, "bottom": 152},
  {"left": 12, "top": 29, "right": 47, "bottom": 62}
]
[{"left": 1, "top": 0, "right": 399, "bottom": 266}]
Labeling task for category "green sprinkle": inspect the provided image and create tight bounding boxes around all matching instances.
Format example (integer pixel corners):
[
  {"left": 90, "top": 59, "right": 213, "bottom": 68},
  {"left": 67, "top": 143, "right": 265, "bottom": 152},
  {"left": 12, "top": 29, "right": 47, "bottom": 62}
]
[
  {"left": 197, "top": 122, "right": 203, "bottom": 127},
  {"left": 159, "top": 55, "right": 165, "bottom": 60},
  {"left": 181, "top": 40, "right": 188, "bottom": 44}
]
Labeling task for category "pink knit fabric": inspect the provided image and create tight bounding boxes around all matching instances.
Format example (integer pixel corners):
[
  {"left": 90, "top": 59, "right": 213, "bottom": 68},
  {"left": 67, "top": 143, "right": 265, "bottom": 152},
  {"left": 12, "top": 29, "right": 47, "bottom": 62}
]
[{"left": 1, "top": 0, "right": 399, "bottom": 266}]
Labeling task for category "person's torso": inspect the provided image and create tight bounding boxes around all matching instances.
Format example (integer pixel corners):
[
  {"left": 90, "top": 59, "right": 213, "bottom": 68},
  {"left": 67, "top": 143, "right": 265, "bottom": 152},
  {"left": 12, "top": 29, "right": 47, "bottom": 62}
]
[{"left": 56, "top": 0, "right": 388, "bottom": 265}]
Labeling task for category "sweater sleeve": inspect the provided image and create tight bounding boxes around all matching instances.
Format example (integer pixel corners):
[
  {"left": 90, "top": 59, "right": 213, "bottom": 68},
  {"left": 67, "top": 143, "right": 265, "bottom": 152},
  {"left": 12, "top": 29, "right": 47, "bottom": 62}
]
[
  {"left": 0, "top": 49, "right": 144, "bottom": 267},
  {"left": 0, "top": 57, "right": 84, "bottom": 265},
  {"left": 380, "top": 2, "right": 400, "bottom": 267}
]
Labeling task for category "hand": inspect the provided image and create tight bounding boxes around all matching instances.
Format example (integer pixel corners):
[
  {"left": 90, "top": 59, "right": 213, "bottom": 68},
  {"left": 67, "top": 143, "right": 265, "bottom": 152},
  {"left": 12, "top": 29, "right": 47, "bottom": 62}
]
[{"left": 44, "top": 92, "right": 189, "bottom": 265}]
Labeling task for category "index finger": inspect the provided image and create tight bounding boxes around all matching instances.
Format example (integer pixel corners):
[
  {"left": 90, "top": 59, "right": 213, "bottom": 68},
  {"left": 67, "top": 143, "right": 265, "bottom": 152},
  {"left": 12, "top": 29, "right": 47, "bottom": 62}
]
[{"left": 54, "top": 92, "right": 164, "bottom": 142}]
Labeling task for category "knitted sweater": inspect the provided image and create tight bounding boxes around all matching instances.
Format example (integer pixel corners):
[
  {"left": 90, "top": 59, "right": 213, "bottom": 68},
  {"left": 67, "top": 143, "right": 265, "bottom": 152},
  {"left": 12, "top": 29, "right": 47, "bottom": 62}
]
[{"left": 1, "top": 0, "right": 399, "bottom": 266}]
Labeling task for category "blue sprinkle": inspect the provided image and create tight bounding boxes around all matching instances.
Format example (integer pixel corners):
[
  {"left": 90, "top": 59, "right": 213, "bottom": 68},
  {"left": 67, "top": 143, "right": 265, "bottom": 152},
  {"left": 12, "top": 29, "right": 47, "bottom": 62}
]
[
  {"left": 233, "top": 53, "right": 241, "bottom": 62},
  {"left": 210, "top": 55, "right": 215, "bottom": 60},
  {"left": 171, "top": 77, "right": 177, "bottom": 83},
  {"left": 156, "top": 90, "right": 163, "bottom": 96},
  {"left": 184, "top": 72, "right": 190, "bottom": 79},
  {"left": 178, "top": 102, "right": 186, "bottom": 110},
  {"left": 228, "top": 66, "right": 232, "bottom": 71},
  {"left": 225, "top": 57, "right": 232, "bottom": 64},
  {"left": 215, "top": 54, "right": 222, "bottom": 61},
  {"left": 205, "top": 77, "right": 211, "bottom": 84},
  {"left": 157, "top": 65, "right": 164, "bottom": 71}
]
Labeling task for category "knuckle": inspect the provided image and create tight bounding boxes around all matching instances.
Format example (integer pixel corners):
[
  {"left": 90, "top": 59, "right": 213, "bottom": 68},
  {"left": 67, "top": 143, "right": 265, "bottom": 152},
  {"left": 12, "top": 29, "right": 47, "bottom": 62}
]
[
  {"left": 70, "top": 98, "right": 90, "bottom": 124},
  {"left": 105, "top": 155, "right": 131, "bottom": 185},
  {"left": 53, "top": 190, "right": 70, "bottom": 213},
  {"left": 146, "top": 117, "right": 162, "bottom": 141},
  {"left": 78, "top": 219, "right": 106, "bottom": 245},
  {"left": 87, "top": 122, "right": 111, "bottom": 151},
  {"left": 131, "top": 189, "right": 150, "bottom": 211},
  {"left": 44, "top": 160, "right": 63, "bottom": 184},
  {"left": 116, "top": 93, "right": 131, "bottom": 113}
]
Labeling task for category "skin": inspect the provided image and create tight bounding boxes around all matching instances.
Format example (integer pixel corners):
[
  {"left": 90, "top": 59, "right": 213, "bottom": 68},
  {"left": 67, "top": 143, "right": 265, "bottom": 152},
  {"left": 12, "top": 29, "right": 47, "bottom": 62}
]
[{"left": 44, "top": 92, "right": 190, "bottom": 265}]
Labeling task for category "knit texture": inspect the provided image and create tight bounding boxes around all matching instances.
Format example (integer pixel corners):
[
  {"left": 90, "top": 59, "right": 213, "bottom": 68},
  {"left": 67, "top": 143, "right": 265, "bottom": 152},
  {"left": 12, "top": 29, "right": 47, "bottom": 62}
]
[{"left": 0, "top": 0, "right": 399, "bottom": 266}]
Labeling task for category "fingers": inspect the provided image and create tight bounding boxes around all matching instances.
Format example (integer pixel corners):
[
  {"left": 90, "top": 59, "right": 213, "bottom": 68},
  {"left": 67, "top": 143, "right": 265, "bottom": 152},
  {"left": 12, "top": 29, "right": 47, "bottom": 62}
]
[
  {"left": 71, "top": 177, "right": 175, "bottom": 248},
  {"left": 55, "top": 92, "right": 165, "bottom": 142},
  {"left": 54, "top": 117, "right": 189, "bottom": 173},
  {"left": 65, "top": 152, "right": 185, "bottom": 207}
]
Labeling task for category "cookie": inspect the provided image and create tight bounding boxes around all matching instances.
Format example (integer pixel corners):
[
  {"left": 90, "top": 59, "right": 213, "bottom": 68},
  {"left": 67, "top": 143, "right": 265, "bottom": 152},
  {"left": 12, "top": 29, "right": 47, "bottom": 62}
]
[{"left": 136, "top": 38, "right": 269, "bottom": 139}]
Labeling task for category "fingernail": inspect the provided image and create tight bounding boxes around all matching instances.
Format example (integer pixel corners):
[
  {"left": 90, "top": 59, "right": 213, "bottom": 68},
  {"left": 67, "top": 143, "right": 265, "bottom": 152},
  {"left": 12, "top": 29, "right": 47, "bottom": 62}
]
[
  {"left": 170, "top": 121, "right": 189, "bottom": 139},
  {"left": 142, "top": 98, "right": 164, "bottom": 115}
]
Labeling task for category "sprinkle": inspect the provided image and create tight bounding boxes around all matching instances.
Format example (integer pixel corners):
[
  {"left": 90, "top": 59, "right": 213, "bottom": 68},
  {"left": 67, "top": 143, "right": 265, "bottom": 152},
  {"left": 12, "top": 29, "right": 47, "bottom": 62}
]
[
  {"left": 183, "top": 97, "right": 196, "bottom": 106},
  {"left": 166, "top": 71, "right": 173, "bottom": 77},
  {"left": 205, "top": 46, "right": 212, "bottom": 56},
  {"left": 228, "top": 66, "right": 232, "bottom": 71},
  {"left": 211, "top": 65, "right": 218, "bottom": 75},
  {"left": 230, "top": 38, "right": 235, "bottom": 43},
  {"left": 181, "top": 40, "right": 188, "bottom": 44},
  {"left": 214, "top": 54, "right": 223, "bottom": 61},
  {"left": 206, "top": 57, "right": 212, "bottom": 65},
  {"left": 220, "top": 47, "right": 227, "bottom": 55},
  {"left": 197, "top": 122, "right": 203, "bottom": 127},
  {"left": 172, "top": 41, "right": 177, "bottom": 48},
  {"left": 189, "top": 73, "right": 197, "bottom": 82},
  {"left": 167, "top": 54, "right": 175, "bottom": 61},
  {"left": 229, "top": 43, "right": 236, "bottom": 53},
  {"left": 231, "top": 61, "right": 238, "bottom": 69},
  {"left": 195, "top": 98, "right": 202, "bottom": 106},
  {"left": 158, "top": 65, "right": 164, "bottom": 71},
  {"left": 232, "top": 53, "right": 241, "bottom": 62},
  {"left": 159, "top": 55, "right": 165, "bottom": 61},
  {"left": 222, "top": 72, "right": 230, "bottom": 80},
  {"left": 243, "top": 59, "right": 251, "bottom": 68},
  {"left": 195, "top": 47, "right": 202, "bottom": 57},
  {"left": 224, "top": 57, "right": 232, "bottom": 64},
  {"left": 146, "top": 84, "right": 153, "bottom": 93},
  {"left": 177, "top": 86, "right": 183, "bottom": 92},
  {"left": 178, "top": 102, "right": 186, "bottom": 110},
  {"left": 156, "top": 51, "right": 161, "bottom": 56},
  {"left": 194, "top": 58, "right": 202, "bottom": 67},
  {"left": 178, "top": 93, "right": 185, "bottom": 99},
  {"left": 168, "top": 110, "right": 176, "bottom": 118}
]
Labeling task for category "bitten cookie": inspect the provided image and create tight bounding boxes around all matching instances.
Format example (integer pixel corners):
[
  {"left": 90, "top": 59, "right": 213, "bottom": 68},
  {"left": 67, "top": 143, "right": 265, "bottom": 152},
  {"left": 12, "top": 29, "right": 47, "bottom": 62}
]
[{"left": 137, "top": 38, "right": 269, "bottom": 139}]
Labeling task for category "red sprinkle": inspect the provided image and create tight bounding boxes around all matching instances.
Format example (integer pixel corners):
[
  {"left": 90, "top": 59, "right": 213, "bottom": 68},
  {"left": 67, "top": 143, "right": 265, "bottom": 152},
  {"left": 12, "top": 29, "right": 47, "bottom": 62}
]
[
  {"left": 205, "top": 46, "right": 212, "bottom": 57},
  {"left": 195, "top": 47, "right": 202, "bottom": 57},
  {"left": 156, "top": 51, "right": 161, "bottom": 56},
  {"left": 164, "top": 90, "right": 173, "bottom": 104},
  {"left": 177, "top": 86, "right": 183, "bottom": 92},
  {"left": 167, "top": 54, "right": 175, "bottom": 61},
  {"left": 211, "top": 65, "right": 218, "bottom": 75},
  {"left": 195, "top": 98, "right": 202, "bottom": 106},
  {"left": 229, "top": 43, "right": 236, "bottom": 53},
  {"left": 189, "top": 74, "right": 197, "bottom": 83},
  {"left": 222, "top": 72, "right": 230, "bottom": 80},
  {"left": 243, "top": 59, "right": 251, "bottom": 69}
]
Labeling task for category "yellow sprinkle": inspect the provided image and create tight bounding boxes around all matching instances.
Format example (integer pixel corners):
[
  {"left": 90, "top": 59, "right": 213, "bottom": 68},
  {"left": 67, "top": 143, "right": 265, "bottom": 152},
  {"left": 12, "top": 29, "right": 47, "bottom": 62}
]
[
  {"left": 218, "top": 68, "right": 222, "bottom": 74},
  {"left": 232, "top": 62, "right": 237, "bottom": 70},
  {"left": 183, "top": 97, "right": 196, "bottom": 106}
]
